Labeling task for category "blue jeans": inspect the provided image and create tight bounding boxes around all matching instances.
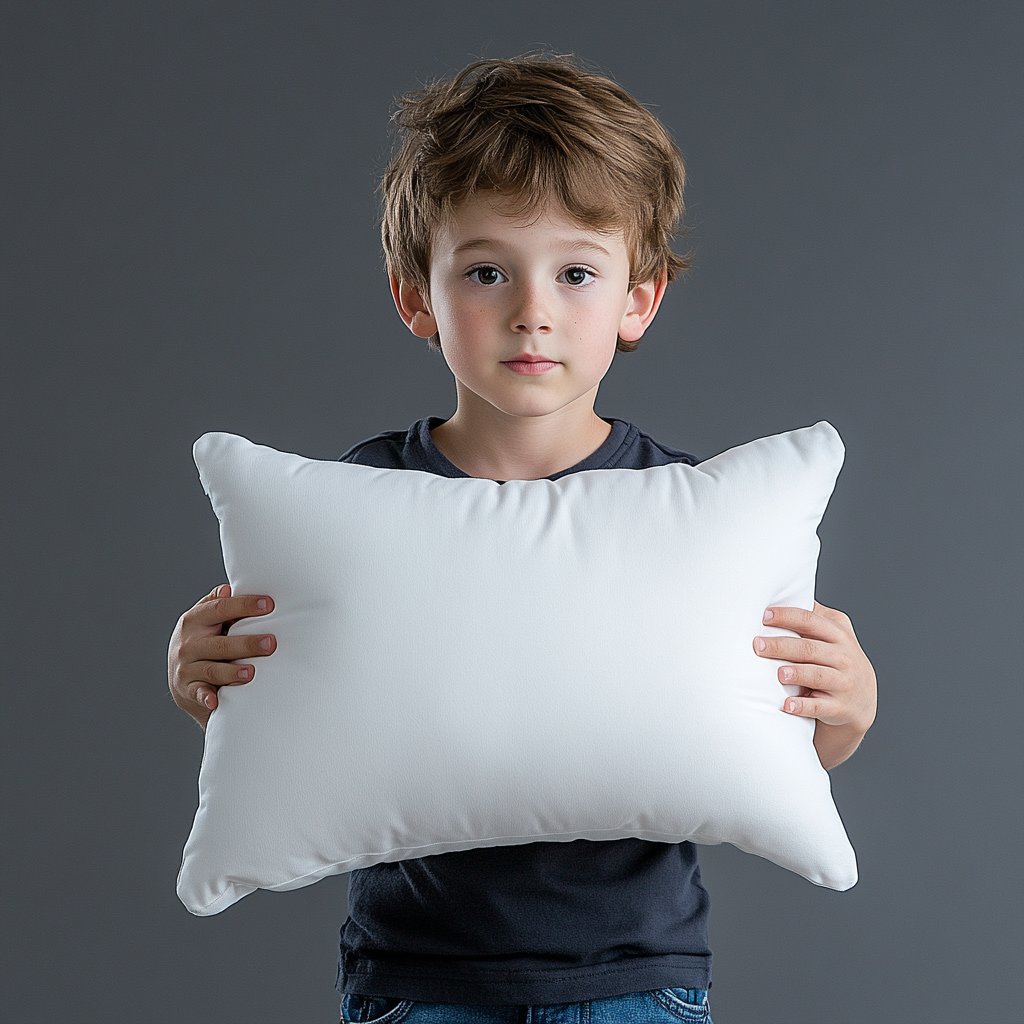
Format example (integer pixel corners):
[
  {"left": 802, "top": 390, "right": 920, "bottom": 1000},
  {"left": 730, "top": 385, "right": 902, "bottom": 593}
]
[{"left": 340, "top": 989, "right": 712, "bottom": 1023}]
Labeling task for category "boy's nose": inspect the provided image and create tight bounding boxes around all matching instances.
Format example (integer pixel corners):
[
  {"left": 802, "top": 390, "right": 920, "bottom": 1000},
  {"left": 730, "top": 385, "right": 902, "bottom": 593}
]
[{"left": 510, "top": 287, "right": 553, "bottom": 334}]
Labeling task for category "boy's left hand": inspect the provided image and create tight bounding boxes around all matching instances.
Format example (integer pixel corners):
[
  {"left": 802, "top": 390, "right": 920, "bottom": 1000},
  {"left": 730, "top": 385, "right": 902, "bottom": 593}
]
[{"left": 754, "top": 601, "right": 877, "bottom": 770}]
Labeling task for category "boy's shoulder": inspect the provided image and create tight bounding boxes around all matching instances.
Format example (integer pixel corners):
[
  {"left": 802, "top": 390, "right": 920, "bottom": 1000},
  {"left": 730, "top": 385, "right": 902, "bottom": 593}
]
[
  {"left": 340, "top": 417, "right": 700, "bottom": 476},
  {"left": 589, "top": 419, "right": 701, "bottom": 473},
  {"left": 338, "top": 416, "right": 462, "bottom": 475}
]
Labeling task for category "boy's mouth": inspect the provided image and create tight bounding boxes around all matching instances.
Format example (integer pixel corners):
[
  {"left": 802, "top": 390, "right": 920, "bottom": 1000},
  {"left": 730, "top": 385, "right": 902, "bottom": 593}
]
[{"left": 502, "top": 354, "right": 559, "bottom": 375}]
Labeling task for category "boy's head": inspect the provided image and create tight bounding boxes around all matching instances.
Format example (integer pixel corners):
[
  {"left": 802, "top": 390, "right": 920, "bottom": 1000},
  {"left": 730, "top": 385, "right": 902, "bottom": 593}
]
[{"left": 380, "top": 54, "right": 689, "bottom": 353}]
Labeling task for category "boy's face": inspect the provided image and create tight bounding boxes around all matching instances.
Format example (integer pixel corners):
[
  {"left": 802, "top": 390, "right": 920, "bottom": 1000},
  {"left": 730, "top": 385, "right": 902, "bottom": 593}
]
[{"left": 396, "top": 193, "right": 662, "bottom": 424}]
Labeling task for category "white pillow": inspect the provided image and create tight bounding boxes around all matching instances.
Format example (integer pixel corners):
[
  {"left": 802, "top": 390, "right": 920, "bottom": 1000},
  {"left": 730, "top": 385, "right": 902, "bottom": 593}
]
[{"left": 177, "top": 421, "right": 857, "bottom": 916}]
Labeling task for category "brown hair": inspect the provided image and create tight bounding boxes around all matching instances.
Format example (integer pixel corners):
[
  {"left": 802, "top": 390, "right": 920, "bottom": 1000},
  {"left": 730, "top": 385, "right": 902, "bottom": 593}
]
[{"left": 380, "top": 53, "right": 691, "bottom": 352}]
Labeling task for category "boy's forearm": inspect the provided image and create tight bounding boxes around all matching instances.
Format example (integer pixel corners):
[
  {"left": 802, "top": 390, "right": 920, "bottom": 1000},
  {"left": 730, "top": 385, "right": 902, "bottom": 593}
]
[{"left": 813, "top": 718, "right": 870, "bottom": 771}]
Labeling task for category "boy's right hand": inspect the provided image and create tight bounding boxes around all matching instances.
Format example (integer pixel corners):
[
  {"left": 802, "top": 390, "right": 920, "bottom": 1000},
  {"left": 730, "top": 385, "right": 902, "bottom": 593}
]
[{"left": 167, "top": 584, "right": 276, "bottom": 729}]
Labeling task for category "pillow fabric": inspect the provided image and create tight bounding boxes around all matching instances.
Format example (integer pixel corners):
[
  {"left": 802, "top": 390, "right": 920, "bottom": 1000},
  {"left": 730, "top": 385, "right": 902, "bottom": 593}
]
[{"left": 177, "top": 421, "right": 857, "bottom": 916}]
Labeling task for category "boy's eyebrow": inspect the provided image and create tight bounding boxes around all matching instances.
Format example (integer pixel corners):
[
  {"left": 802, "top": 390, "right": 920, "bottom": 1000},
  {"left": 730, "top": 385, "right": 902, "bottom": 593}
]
[{"left": 451, "top": 236, "right": 614, "bottom": 260}]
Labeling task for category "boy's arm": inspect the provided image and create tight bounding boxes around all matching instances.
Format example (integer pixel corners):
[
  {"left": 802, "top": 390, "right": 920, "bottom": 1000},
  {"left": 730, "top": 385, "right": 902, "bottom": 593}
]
[{"left": 753, "top": 602, "right": 877, "bottom": 771}]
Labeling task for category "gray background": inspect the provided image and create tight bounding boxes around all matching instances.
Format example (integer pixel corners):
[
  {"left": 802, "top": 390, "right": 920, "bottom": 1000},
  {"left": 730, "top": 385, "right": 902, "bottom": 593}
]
[{"left": 2, "top": 2, "right": 1021, "bottom": 1021}]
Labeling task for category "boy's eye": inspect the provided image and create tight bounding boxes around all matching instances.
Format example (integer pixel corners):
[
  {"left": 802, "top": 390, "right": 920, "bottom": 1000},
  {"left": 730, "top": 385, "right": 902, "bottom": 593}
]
[
  {"left": 468, "top": 266, "right": 506, "bottom": 286},
  {"left": 560, "top": 266, "right": 595, "bottom": 287}
]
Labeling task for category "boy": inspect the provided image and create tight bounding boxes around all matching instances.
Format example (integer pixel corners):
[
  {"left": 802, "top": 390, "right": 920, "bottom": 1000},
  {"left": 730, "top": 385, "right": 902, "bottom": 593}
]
[{"left": 168, "top": 55, "right": 877, "bottom": 1024}]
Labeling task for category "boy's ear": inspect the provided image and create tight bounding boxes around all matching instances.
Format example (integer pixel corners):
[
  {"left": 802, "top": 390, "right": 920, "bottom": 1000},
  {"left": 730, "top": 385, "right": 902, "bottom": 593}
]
[
  {"left": 390, "top": 272, "right": 438, "bottom": 339},
  {"left": 618, "top": 272, "right": 668, "bottom": 344}
]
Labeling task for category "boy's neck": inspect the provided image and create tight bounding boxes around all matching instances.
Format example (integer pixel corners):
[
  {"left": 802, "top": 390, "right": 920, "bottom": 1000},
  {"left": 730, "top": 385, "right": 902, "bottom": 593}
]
[{"left": 430, "top": 387, "right": 612, "bottom": 481}]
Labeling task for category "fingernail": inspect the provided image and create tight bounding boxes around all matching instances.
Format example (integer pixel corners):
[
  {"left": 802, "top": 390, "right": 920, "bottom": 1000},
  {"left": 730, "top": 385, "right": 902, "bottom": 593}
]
[
  {"left": 238, "top": 667, "right": 250, "bottom": 680},
  {"left": 259, "top": 636, "right": 273, "bottom": 651},
  {"left": 763, "top": 609, "right": 774, "bottom": 623},
  {"left": 256, "top": 599, "right": 267, "bottom": 612},
  {"left": 786, "top": 699, "right": 800, "bottom": 713},
  {"left": 754, "top": 637, "right": 766, "bottom": 652},
  {"left": 780, "top": 666, "right": 794, "bottom": 681}
]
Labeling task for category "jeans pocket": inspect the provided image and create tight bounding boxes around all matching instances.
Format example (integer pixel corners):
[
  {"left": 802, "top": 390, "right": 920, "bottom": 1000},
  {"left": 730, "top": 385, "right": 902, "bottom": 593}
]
[
  {"left": 649, "top": 987, "right": 711, "bottom": 1023},
  {"left": 340, "top": 993, "right": 415, "bottom": 1023}
]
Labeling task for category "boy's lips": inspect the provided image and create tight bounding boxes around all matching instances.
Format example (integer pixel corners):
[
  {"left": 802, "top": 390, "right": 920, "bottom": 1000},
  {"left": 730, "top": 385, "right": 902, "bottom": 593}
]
[{"left": 501, "top": 354, "right": 559, "bottom": 375}]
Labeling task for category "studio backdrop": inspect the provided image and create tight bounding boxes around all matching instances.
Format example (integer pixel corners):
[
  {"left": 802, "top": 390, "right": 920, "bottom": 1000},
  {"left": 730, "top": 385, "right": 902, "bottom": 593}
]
[{"left": 2, "top": 3, "right": 1021, "bottom": 1022}]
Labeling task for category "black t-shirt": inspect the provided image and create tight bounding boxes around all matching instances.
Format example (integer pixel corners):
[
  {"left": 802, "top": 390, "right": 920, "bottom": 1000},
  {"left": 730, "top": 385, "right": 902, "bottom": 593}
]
[{"left": 335, "top": 416, "right": 712, "bottom": 1006}]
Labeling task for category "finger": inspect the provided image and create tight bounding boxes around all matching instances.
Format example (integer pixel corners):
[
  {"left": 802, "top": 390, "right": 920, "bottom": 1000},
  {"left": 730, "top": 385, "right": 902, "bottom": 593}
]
[
  {"left": 186, "top": 592, "right": 275, "bottom": 631},
  {"left": 173, "top": 636, "right": 272, "bottom": 712},
  {"left": 193, "top": 685, "right": 218, "bottom": 712},
  {"left": 753, "top": 634, "right": 848, "bottom": 671},
  {"left": 775, "top": 661, "right": 844, "bottom": 694},
  {"left": 761, "top": 604, "right": 845, "bottom": 642},
  {"left": 186, "top": 675, "right": 242, "bottom": 717},
  {"left": 188, "top": 657, "right": 260, "bottom": 710},
  {"left": 782, "top": 692, "right": 845, "bottom": 724},
  {"left": 191, "top": 656, "right": 259, "bottom": 690},
  {"left": 198, "top": 584, "right": 232, "bottom": 608},
  {"left": 187, "top": 632, "right": 277, "bottom": 665}
]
